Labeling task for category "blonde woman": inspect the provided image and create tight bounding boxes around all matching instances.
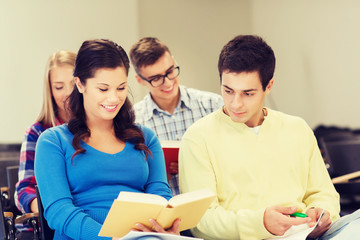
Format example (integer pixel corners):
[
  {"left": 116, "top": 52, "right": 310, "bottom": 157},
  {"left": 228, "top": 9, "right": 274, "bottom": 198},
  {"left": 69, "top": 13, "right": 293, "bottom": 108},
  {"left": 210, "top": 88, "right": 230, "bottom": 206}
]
[{"left": 14, "top": 50, "right": 76, "bottom": 239}]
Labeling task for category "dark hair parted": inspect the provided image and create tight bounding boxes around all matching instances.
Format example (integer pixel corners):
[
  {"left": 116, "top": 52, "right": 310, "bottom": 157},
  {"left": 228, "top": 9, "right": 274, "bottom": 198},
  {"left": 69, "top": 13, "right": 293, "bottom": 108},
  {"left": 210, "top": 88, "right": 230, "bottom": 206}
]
[
  {"left": 68, "top": 39, "right": 151, "bottom": 161},
  {"left": 129, "top": 37, "right": 170, "bottom": 73},
  {"left": 218, "top": 35, "right": 276, "bottom": 91}
]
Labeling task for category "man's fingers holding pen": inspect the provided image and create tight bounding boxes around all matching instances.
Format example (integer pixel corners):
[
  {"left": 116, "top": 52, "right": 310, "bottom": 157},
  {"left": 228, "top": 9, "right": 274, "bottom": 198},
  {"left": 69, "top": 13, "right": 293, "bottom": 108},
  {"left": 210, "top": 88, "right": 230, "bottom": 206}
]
[{"left": 264, "top": 206, "right": 311, "bottom": 236}]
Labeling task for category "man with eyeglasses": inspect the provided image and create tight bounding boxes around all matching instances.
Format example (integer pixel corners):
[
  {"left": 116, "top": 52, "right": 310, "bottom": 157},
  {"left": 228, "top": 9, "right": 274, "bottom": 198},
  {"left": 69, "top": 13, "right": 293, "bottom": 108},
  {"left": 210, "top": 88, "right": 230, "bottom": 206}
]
[{"left": 130, "top": 37, "right": 223, "bottom": 196}]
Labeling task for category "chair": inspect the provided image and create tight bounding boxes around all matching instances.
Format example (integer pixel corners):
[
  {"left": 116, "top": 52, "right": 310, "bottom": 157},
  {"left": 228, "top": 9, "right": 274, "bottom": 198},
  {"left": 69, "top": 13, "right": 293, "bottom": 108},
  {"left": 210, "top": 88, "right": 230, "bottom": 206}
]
[
  {"left": 316, "top": 131, "right": 355, "bottom": 174},
  {"left": 35, "top": 186, "right": 54, "bottom": 240},
  {"left": 1, "top": 144, "right": 42, "bottom": 239},
  {"left": 1, "top": 191, "right": 15, "bottom": 240},
  {"left": 0, "top": 144, "right": 21, "bottom": 197},
  {"left": 319, "top": 134, "right": 360, "bottom": 215},
  {"left": 0, "top": 187, "right": 10, "bottom": 213},
  {"left": 0, "top": 145, "right": 19, "bottom": 240},
  {"left": 320, "top": 135, "right": 360, "bottom": 179},
  {"left": 6, "top": 166, "right": 22, "bottom": 216},
  {"left": 3, "top": 165, "right": 41, "bottom": 239}
]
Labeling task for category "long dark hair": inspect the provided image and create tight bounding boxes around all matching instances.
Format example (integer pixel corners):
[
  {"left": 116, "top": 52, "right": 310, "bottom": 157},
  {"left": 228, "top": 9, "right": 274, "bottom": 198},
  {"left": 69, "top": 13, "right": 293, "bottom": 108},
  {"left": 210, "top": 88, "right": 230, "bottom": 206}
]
[{"left": 68, "top": 39, "right": 151, "bottom": 161}]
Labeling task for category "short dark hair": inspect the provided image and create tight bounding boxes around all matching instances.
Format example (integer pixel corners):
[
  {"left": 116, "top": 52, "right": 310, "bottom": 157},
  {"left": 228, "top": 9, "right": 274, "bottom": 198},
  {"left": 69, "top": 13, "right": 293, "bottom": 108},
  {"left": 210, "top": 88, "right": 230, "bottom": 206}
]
[
  {"left": 129, "top": 37, "right": 170, "bottom": 73},
  {"left": 218, "top": 35, "right": 275, "bottom": 90}
]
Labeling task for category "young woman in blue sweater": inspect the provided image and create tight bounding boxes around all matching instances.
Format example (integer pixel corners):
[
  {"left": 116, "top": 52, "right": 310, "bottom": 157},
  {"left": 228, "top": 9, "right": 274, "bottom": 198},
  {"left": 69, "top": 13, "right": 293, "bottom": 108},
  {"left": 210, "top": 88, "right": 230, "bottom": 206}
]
[{"left": 34, "top": 39, "right": 180, "bottom": 240}]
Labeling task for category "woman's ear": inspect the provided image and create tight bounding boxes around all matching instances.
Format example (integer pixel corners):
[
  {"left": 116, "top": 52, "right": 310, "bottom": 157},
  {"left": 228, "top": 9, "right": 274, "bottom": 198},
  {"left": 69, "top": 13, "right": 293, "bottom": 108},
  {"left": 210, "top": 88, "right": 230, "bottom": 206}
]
[{"left": 74, "top": 77, "right": 85, "bottom": 93}]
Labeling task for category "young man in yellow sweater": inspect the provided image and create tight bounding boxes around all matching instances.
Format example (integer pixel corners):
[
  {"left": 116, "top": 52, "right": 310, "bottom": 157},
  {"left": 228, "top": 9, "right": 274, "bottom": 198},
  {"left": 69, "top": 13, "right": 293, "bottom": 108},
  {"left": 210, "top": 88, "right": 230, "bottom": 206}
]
[{"left": 179, "top": 35, "right": 360, "bottom": 239}]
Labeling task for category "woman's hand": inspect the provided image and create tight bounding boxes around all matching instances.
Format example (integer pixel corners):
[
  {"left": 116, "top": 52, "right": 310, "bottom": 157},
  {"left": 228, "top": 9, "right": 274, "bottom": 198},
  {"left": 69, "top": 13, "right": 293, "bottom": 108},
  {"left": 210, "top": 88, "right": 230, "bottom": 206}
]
[
  {"left": 133, "top": 218, "right": 181, "bottom": 235},
  {"left": 30, "top": 198, "right": 39, "bottom": 213}
]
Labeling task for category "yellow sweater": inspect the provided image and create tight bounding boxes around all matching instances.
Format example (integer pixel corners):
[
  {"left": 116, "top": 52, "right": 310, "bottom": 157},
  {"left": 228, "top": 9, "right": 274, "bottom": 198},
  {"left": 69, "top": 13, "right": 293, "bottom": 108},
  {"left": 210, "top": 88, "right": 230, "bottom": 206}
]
[{"left": 179, "top": 108, "right": 340, "bottom": 240}]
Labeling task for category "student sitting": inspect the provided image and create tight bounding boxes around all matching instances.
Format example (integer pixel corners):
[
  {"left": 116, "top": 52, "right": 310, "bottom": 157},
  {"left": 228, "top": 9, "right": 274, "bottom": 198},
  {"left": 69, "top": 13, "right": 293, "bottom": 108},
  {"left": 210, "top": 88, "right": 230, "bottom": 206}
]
[{"left": 35, "top": 39, "right": 181, "bottom": 240}]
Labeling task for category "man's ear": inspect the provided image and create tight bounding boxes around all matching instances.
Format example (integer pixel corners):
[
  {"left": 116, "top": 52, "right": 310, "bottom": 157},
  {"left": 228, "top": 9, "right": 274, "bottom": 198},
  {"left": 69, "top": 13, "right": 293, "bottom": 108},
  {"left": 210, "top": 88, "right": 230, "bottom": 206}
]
[
  {"left": 135, "top": 75, "right": 146, "bottom": 86},
  {"left": 74, "top": 77, "right": 85, "bottom": 93},
  {"left": 265, "top": 79, "right": 274, "bottom": 95}
]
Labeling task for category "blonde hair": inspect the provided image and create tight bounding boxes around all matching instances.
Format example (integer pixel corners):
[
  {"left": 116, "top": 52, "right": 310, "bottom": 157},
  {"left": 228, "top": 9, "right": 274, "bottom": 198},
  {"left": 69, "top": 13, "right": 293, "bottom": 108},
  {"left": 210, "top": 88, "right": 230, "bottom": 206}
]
[{"left": 36, "top": 50, "right": 76, "bottom": 126}]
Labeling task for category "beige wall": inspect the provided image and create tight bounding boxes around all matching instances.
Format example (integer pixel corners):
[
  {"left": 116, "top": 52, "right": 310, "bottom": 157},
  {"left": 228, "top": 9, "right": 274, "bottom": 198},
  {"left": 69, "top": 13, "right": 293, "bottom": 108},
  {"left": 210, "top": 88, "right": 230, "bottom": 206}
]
[
  {"left": 138, "top": 0, "right": 360, "bottom": 129},
  {"left": 1, "top": 0, "right": 360, "bottom": 143},
  {"left": 137, "top": 0, "right": 251, "bottom": 98},
  {"left": 0, "top": 0, "right": 140, "bottom": 143},
  {"left": 251, "top": 0, "right": 360, "bottom": 128}
]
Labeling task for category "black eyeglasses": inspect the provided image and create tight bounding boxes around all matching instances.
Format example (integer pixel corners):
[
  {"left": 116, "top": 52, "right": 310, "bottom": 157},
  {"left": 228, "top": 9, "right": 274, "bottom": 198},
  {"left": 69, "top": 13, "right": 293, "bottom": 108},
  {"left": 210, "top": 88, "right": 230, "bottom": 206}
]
[{"left": 137, "top": 66, "right": 180, "bottom": 87}]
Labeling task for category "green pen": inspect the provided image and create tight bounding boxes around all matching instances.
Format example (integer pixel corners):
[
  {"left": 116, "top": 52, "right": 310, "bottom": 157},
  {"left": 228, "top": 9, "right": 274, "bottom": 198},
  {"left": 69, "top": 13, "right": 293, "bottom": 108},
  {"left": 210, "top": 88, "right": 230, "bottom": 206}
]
[{"left": 290, "top": 212, "right": 307, "bottom": 218}]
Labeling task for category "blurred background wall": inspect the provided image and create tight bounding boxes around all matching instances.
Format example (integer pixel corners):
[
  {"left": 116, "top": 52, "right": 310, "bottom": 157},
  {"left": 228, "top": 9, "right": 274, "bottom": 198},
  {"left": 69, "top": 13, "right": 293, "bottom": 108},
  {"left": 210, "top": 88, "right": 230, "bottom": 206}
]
[{"left": 1, "top": 0, "right": 359, "bottom": 143}]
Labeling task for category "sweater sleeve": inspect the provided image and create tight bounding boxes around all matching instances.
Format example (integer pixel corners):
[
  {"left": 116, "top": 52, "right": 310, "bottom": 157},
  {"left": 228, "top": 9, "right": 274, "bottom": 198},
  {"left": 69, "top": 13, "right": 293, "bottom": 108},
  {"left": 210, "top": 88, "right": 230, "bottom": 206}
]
[
  {"left": 141, "top": 126, "right": 172, "bottom": 200},
  {"left": 34, "top": 129, "right": 110, "bottom": 240},
  {"left": 302, "top": 126, "right": 340, "bottom": 221},
  {"left": 15, "top": 124, "right": 42, "bottom": 213},
  {"left": 179, "top": 131, "right": 271, "bottom": 240}
]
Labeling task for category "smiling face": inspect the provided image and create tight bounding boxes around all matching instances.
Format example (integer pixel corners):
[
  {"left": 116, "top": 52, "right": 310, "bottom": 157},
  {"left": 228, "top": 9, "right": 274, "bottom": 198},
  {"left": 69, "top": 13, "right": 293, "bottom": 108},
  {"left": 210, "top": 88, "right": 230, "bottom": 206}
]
[
  {"left": 50, "top": 65, "right": 74, "bottom": 121},
  {"left": 221, "top": 71, "right": 273, "bottom": 127},
  {"left": 75, "top": 67, "right": 128, "bottom": 124},
  {"left": 136, "top": 51, "right": 180, "bottom": 104}
]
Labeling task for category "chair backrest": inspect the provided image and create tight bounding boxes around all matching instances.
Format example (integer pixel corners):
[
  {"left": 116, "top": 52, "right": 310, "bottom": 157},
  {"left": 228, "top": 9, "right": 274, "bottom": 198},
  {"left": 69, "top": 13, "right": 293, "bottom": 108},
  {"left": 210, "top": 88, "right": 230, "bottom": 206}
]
[
  {"left": 320, "top": 135, "right": 360, "bottom": 196},
  {"left": 0, "top": 144, "right": 21, "bottom": 193},
  {"left": 35, "top": 185, "right": 54, "bottom": 240},
  {"left": 0, "top": 196, "right": 7, "bottom": 240},
  {"left": 320, "top": 135, "right": 360, "bottom": 178},
  {"left": 0, "top": 158, "right": 19, "bottom": 191},
  {"left": 0, "top": 194, "right": 15, "bottom": 240},
  {"left": 6, "top": 166, "right": 21, "bottom": 216}
]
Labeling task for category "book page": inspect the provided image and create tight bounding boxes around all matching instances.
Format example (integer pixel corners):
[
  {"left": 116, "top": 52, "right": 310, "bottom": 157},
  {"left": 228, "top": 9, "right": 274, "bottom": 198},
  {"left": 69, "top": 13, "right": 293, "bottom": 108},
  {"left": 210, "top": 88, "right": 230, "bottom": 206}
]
[
  {"left": 99, "top": 189, "right": 215, "bottom": 238},
  {"left": 116, "top": 231, "right": 203, "bottom": 240},
  {"left": 157, "top": 189, "right": 216, "bottom": 231},
  {"left": 266, "top": 209, "right": 325, "bottom": 240},
  {"left": 157, "top": 196, "right": 215, "bottom": 231},
  {"left": 117, "top": 191, "right": 168, "bottom": 206},
  {"left": 168, "top": 188, "right": 215, "bottom": 207},
  {"left": 99, "top": 199, "right": 165, "bottom": 237}
]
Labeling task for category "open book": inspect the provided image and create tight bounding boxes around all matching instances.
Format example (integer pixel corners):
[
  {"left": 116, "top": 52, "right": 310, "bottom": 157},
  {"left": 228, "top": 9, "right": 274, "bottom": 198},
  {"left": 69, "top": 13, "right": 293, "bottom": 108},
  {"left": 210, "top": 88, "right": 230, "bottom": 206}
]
[
  {"left": 161, "top": 140, "right": 180, "bottom": 175},
  {"left": 266, "top": 209, "right": 324, "bottom": 240},
  {"left": 98, "top": 188, "right": 216, "bottom": 238}
]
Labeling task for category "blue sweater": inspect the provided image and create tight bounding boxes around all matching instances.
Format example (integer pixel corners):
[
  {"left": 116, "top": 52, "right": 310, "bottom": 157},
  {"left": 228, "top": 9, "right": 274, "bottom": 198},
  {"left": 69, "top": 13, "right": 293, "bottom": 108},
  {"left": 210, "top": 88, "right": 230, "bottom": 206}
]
[{"left": 34, "top": 124, "right": 172, "bottom": 240}]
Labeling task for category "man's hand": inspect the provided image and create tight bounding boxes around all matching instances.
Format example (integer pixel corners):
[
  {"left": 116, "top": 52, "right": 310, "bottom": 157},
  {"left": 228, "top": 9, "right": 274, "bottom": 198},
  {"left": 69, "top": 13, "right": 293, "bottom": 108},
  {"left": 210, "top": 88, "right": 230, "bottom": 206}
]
[
  {"left": 264, "top": 206, "right": 311, "bottom": 236},
  {"left": 167, "top": 162, "right": 179, "bottom": 181},
  {"left": 307, "top": 208, "right": 331, "bottom": 238},
  {"left": 169, "top": 162, "right": 178, "bottom": 174}
]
